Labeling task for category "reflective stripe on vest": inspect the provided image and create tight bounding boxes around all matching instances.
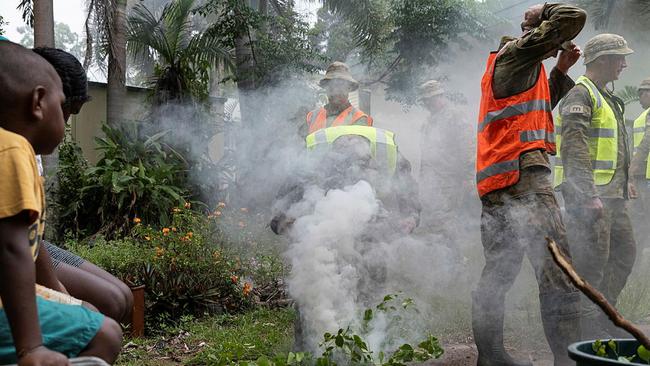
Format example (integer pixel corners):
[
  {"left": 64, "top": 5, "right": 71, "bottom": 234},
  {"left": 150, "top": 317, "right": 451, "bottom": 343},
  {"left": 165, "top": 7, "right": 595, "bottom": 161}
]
[
  {"left": 306, "top": 106, "right": 373, "bottom": 134},
  {"left": 475, "top": 52, "right": 555, "bottom": 197},
  {"left": 305, "top": 126, "right": 398, "bottom": 174},
  {"left": 633, "top": 109, "right": 650, "bottom": 179},
  {"left": 553, "top": 76, "right": 618, "bottom": 188}
]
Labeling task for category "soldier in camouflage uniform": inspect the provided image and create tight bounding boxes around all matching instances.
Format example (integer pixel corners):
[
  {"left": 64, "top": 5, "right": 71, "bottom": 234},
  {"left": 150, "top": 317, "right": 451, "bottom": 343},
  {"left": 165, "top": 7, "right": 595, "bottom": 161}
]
[
  {"left": 556, "top": 34, "right": 636, "bottom": 339},
  {"left": 630, "top": 78, "right": 650, "bottom": 250},
  {"left": 417, "top": 80, "right": 476, "bottom": 243},
  {"left": 473, "top": 4, "right": 586, "bottom": 366}
]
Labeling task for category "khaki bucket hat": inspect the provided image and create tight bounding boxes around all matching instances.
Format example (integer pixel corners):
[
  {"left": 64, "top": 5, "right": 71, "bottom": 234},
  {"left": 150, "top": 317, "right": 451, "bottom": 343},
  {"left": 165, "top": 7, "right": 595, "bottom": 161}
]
[
  {"left": 639, "top": 78, "right": 650, "bottom": 92},
  {"left": 319, "top": 61, "right": 359, "bottom": 91},
  {"left": 418, "top": 80, "right": 445, "bottom": 100},
  {"left": 583, "top": 33, "right": 634, "bottom": 65}
]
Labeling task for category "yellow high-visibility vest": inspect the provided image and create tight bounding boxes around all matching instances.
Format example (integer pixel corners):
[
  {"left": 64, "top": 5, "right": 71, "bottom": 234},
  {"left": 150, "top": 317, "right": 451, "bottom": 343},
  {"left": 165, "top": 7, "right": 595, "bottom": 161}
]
[
  {"left": 305, "top": 125, "right": 398, "bottom": 174},
  {"left": 554, "top": 76, "right": 618, "bottom": 188},
  {"left": 633, "top": 108, "right": 650, "bottom": 179}
]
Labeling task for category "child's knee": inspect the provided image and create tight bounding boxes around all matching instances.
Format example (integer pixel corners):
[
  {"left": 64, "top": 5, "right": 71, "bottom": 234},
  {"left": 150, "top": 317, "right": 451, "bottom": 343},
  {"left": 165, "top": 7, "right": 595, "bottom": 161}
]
[{"left": 90, "top": 317, "right": 123, "bottom": 361}]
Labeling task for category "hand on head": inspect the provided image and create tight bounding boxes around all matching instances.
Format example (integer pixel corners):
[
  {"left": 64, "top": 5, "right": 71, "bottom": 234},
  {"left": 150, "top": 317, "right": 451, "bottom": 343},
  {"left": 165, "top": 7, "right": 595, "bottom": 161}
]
[
  {"left": 521, "top": 4, "right": 544, "bottom": 32},
  {"left": 556, "top": 41, "right": 582, "bottom": 74}
]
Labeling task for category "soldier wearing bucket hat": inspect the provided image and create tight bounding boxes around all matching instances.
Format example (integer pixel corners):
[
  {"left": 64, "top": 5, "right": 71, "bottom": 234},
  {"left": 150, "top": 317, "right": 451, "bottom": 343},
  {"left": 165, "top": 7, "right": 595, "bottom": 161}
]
[
  {"left": 556, "top": 33, "right": 636, "bottom": 340},
  {"left": 417, "top": 80, "right": 476, "bottom": 243},
  {"left": 629, "top": 77, "right": 650, "bottom": 250},
  {"left": 305, "top": 62, "right": 373, "bottom": 135}
]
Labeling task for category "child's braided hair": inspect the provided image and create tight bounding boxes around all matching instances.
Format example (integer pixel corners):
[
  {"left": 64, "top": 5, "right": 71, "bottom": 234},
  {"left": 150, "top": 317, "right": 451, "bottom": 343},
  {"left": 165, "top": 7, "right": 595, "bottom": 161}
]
[{"left": 32, "top": 47, "right": 90, "bottom": 104}]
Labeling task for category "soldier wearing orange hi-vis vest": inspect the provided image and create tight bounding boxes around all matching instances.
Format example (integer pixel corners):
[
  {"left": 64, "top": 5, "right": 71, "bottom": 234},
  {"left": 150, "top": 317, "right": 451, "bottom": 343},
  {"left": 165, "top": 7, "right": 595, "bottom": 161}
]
[
  {"left": 473, "top": 3, "right": 586, "bottom": 366},
  {"left": 305, "top": 62, "right": 373, "bottom": 135}
]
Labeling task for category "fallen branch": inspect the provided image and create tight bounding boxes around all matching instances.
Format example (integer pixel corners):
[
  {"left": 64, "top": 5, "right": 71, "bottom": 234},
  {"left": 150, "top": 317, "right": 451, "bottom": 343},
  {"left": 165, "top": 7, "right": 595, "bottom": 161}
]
[{"left": 546, "top": 237, "right": 650, "bottom": 349}]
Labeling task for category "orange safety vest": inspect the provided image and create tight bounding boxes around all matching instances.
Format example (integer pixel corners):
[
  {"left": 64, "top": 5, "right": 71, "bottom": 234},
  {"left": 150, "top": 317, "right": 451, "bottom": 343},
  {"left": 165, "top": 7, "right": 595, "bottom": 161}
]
[
  {"left": 476, "top": 52, "right": 555, "bottom": 197},
  {"left": 306, "top": 106, "right": 373, "bottom": 134}
]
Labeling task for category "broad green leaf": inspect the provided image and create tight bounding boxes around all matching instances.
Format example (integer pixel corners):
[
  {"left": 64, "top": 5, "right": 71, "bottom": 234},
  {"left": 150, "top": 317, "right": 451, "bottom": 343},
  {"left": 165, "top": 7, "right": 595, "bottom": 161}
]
[{"left": 638, "top": 345, "right": 650, "bottom": 363}]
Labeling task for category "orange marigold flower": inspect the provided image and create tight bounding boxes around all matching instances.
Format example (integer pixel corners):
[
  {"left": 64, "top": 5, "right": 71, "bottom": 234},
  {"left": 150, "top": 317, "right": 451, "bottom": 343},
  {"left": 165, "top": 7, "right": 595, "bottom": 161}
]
[
  {"left": 230, "top": 275, "right": 238, "bottom": 284},
  {"left": 184, "top": 202, "right": 191, "bottom": 209},
  {"left": 162, "top": 228, "right": 170, "bottom": 235},
  {"left": 187, "top": 232, "right": 193, "bottom": 238},
  {"left": 240, "top": 207, "right": 248, "bottom": 213},
  {"left": 243, "top": 282, "right": 252, "bottom": 296},
  {"left": 133, "top": 217, "right": 142, "bottom": 224},
  {"left": 155, "top": 247, "right": 165, "bottom": 257},
  {"left": 171, "top": 227, "right": 177, "bottom": 232}
]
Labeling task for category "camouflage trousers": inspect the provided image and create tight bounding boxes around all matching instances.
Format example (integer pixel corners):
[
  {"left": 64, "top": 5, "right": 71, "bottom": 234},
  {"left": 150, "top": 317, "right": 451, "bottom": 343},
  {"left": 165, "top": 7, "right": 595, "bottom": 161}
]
[
  {"left": 630, "top": 178, "right": 650, "bottom": 250},
  {"left": 475, "top": 168, "right": 580, "bottom": 365},
  {"left": 564, "top": 196, "right": 636, "bottom": 338}
]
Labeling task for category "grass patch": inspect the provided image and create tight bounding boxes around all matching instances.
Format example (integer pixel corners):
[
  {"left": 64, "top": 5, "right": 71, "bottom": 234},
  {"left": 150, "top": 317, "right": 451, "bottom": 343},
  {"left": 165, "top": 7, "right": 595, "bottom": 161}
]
[{"left": 117, "top": 307, "right": 296, "bottom": 365}]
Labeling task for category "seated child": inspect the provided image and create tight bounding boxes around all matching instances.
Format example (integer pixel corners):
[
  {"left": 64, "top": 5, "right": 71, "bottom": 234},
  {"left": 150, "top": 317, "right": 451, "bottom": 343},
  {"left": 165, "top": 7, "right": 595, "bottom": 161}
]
[{"left": 0, "top": 40, "right": 122, "bottom": 365}]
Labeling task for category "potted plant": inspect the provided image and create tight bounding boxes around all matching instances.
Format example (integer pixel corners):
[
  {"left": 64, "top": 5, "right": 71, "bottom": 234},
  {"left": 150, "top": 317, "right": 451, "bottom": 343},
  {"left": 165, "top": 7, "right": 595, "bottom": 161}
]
[{"left": 569, "top": 339, "right": 650, "bottom": 366}]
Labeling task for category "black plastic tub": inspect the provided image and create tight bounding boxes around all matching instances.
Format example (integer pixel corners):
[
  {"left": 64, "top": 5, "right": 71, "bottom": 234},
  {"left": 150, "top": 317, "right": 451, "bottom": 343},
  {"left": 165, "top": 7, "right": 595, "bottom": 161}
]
[{"left": 569, "top": 339, "right": 646, "bottom": 366}]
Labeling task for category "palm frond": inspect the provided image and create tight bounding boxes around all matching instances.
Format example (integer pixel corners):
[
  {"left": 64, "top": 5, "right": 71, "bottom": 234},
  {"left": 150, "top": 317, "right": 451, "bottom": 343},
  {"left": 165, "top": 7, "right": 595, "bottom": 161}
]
[
  {"left": 127, "top": 3, "right": 172, "bottom": 63},
  {"left": 161, "top": 0, "right": 196, "bottom": 59},
  {"left": 615, "top": 85, "right": 640, "bottom": 106},
  {"left": 321, "top": 0, "right": 392, "bottom": 56},
  {"left": 576, "top": 0, "right": 618, "bottom": 29},
  {"left": 183, "top": 31, "right": 234, "bottom": 73},
  {"left": 17, "top": 0, "right": 34, "bottom": 27}
]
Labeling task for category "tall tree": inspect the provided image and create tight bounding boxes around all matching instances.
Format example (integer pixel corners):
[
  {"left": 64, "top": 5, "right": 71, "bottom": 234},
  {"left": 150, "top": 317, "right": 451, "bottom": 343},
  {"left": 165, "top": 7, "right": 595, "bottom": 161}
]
[
  {"left": 318, "top": 0, "right": 488, "bottom": 103},
  {"left": 107, "top": 0, "right": 127, "bottom": 126},
  {"left": 33, "top": 0, "right": 54, "bottom": 47},
  {"left": 576, "top": 0, "right": 650, "bottom": 43},
  {"left": 84, "top": 0, "right": 128, "bottom": 125},
  {"left": 127, "top": 0, "right": 233, "bottom": 104}
]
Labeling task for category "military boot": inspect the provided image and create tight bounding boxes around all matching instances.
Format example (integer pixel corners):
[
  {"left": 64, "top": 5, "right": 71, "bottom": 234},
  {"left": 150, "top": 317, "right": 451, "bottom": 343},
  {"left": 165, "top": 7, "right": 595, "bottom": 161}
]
[
  {"left": 540, "top": 291, "right": 581, "bottom": 366},
  {"left": 472, "top": 292, "right": 533, "bottom": 366}
]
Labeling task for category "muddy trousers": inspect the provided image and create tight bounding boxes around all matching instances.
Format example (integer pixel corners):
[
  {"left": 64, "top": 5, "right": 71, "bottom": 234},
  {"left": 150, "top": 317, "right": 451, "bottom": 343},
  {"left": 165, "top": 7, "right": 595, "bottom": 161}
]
[
  {"left": 564, "top": 198, "right": 636, "bottom": 339},
  {"left": 474, "top": 193, "right": 581, "bottom": 366}
]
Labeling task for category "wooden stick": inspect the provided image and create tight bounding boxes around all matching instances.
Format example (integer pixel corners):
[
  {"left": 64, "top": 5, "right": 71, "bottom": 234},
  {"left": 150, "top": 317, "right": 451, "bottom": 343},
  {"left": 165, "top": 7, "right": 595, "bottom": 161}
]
[{"left": 546, "top": 237, "right": 650, "bottom": 349}]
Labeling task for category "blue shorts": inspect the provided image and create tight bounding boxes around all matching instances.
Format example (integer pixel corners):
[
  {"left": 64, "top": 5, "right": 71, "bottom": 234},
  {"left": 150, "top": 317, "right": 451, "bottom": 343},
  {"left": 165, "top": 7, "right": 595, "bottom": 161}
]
[{"left": 0, "top": 296, "right": 104, "bottom": 363}]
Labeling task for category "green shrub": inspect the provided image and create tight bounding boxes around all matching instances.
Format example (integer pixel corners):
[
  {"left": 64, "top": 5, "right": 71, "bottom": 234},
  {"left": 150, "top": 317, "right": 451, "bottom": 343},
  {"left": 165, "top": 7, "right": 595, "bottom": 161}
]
[
  {"left": 54, "top": 123, "right": 190, "bottom": 239},
  {"left": 68, "top": 207, "right": 253, "bottom": 327}
]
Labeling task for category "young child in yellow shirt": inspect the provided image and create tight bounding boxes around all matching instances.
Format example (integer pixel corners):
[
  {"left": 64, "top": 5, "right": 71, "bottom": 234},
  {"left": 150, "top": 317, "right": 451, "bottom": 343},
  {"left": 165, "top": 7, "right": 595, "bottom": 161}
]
[{"left": 0, "top": 40, "right": 122, "bottom": 365}]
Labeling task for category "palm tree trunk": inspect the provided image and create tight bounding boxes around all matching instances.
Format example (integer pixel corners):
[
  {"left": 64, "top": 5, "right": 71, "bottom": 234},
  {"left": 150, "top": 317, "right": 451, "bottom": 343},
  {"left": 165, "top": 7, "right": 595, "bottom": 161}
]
[
  {"left": 33, "top": 0, "right": 56, "bottom": 182},
  {"left": 33, "top": 0, "right": 54, "bottom": 47},
  {"left": 234, "top": 1, "right": 257, "bottom": 125},
  {"left": 107, "top": 0, "right": 128, "bottom": 126}
]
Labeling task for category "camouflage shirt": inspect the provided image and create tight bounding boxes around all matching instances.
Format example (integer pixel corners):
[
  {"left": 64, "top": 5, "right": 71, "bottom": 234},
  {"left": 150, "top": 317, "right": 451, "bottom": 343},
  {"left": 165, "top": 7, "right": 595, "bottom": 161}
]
[
  {"left": 482, "top": 3, "right": 586, "bottom": 199},
  {"left": 559, "top": 82, "right": 630, "bottom": 200},
  {"left": 631, "top": 109, "right": 650, "bottom": 178}
]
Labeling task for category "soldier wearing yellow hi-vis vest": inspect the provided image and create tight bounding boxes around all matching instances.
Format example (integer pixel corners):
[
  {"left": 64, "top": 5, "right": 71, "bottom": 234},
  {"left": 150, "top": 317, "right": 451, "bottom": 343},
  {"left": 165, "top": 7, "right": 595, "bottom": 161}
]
[
  {"left": 555, "top": 34, "right": 636, "bottom": 340},
  {"left": 629, "top": 78, "right": 650, "bottom": 249},
  {"left": 270, "top": 125, "right": 420, "bottom": 237}
]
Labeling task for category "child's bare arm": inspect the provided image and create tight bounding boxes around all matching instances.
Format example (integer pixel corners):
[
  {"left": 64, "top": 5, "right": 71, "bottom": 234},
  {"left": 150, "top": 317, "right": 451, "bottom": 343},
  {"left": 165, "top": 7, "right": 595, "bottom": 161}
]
[{"left": 0, "top": 213, "right": 68, "bottom": 365}]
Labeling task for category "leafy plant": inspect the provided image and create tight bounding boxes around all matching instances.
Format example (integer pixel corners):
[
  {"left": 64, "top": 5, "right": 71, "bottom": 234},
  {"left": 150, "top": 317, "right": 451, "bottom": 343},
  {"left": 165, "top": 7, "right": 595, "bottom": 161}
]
[
  {"left": 53, "top": 123, "right": 190, "bottom": 239},
  {"left": 204, "top": 294, "right": 444, "bottom": 366},
  {"left": 68, "top": 206, "right": 253, "bottom": 328},
  {"left": 592, "top": 339, "right": 650, "bottom": 364},
  {"left": 616, "top": 86, "right": 640, "bottom": 106}
]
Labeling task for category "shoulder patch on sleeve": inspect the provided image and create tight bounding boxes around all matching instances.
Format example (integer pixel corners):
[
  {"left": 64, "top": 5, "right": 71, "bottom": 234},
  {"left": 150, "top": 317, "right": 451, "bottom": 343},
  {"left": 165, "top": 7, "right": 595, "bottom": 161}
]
[{"left": 562, "top": 104, "right": 591, "bottom": 116}]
